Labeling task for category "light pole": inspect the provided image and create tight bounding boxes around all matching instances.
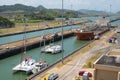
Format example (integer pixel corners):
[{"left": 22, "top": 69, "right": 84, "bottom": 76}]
[
  {"left": 20, "top": 18, "right": 27, "bottom": 63},
  {"left": 23, "top": 18, "right": 27, "bottom": 54},
  {"left": 61, "top": 0, "right": 64, "bottom": 63}
]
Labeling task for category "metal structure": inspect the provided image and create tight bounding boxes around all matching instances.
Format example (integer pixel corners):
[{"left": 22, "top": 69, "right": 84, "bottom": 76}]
[{"left": 61, "top": 0, "right": 64, "bottom": 63}]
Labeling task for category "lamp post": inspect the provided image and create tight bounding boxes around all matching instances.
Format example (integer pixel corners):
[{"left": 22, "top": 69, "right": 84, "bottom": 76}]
[
  {"left": 61, "top": 0, "right": 64, "bottom": 63},
  {"left": 22, "top": 18, "right": 28, "bottom": 54}
]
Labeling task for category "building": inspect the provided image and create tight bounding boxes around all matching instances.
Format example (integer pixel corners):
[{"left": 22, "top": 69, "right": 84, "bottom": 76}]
[{"left": 94, "top": 47, "right": 120, "bottom": 80}]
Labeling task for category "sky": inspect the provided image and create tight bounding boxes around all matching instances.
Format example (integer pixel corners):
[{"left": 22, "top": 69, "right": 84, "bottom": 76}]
[{"left": 0, "top": 0, "right": 120, "bottom": 13}]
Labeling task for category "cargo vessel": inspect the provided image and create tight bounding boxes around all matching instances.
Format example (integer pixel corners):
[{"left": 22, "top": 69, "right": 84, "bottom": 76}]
[{"left": 74, "top": 17, "right": 110, "bottom": 40}]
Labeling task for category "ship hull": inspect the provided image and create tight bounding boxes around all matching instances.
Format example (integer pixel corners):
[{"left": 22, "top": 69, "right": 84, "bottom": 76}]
[
  {"left": 74, "top": 28, "right": 109, "bottom": 40},
  {"left": 74, "top": 32, "right": 94, "bottom": 40}
]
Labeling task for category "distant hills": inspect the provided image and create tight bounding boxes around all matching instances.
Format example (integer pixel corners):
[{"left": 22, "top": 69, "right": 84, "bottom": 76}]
[
  {"left": 0, "top": 4, "right": 119, "bottom": 16},
  {"left": 0, "top": 4, "right": 108, "bottom": 14},
  {"left": 1, "top": 4, "right": 119, "bottom": 20},
  {"left": 0, "top": 4, "right": 85, "bottom": 19},
  {"left": 78, "top": 9, "right": 109, "bottom": 15},
  {"left": 0, "top": 4, "right": 113, "bottom": 15},
  {"left": 0, "top": 4, "right": 46, "bottom": 13},
  {"left": 37, "top": 5, "right": 46, "bottom": 10}
]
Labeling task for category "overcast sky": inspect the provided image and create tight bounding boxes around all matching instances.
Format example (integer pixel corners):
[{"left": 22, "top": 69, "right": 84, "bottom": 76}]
[{"left": 0, "top": 0, "right": 119, "bottom": 13}]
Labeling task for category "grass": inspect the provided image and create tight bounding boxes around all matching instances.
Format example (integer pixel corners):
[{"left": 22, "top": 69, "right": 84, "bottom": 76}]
[{"left": 15, "top": 20, "right": 43, "bottom": 23}]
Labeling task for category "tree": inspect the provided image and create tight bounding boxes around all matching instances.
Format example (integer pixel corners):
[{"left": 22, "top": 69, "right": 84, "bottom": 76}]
[{"left": 0, "top": 17, "right": 15, "bottom": 28}]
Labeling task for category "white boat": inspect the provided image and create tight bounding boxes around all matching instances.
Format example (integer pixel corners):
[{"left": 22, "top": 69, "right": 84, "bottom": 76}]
[
  {"left": 41, "top": 44, "right": 62, "bottom": 54},
  {"left": 12, "top": 20, "right": 48, "bottom": 74},
  {"left": 41, "top": 45, "right": 50, "bottom": 52},
  {"left": 31, "top": 61, "right": 48, "bottom": 74},
  {"left": 12, "top": 56, "right": 36, "bottom": 74},
  {"left": 13, "top": 57, "right": 48, "bottom": 74},
  {"left": 45, "top": 45, "right": 62, "bottom": 54},
  {"left": 41, "top": 25, "right": 63, "bottom": 54}
]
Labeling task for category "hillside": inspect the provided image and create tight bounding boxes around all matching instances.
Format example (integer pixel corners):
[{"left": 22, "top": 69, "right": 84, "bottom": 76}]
[
  {"left": 78, "top": 9, "right": 108, "bottom": 15},
  {"left": 0, "top": 4, "right": 85, "bottom": 21},
  {"left": 0, "top": 4, "right": 46, "bottom": 13}
]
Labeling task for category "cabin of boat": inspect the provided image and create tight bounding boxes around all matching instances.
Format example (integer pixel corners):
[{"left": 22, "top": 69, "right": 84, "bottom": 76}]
[
  {"left": 41, "top": 44, "right": 62, "bottom": 54},
  {"left": 32, "top": 61, "right": 48, "bottom": 74}
]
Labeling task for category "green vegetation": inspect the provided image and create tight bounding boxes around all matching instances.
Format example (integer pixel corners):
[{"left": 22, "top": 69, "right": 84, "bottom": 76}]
[
  {"left": 87, "top": 61, "right": 92, "bottom": 68},
  {"left": 15, "top": 19, "right": 43, "bottom": 23},
  {"left": 0, "top": 3, "right": 114, "bottom": 22},
  {"left": 0, "top": 4, "right": 37, "bottom": 12},
  {"left": 0, "top": 4, "right": 82, "bottom": 22},
  {"left": 24, "top": 9, "right": 79, "bottom": 21},
  {"left": 0, "top": 16, "right": 15, "bottom": 28}
]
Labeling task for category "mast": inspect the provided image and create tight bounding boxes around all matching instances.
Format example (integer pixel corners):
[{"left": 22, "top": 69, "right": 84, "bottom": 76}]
[
  {"left": 61, "top": 0, "right": 64, "bottom": 63},
  {"left": 20, "top": 18, "right": 27, "bottom": 63},
  {"left": 23, "top": 18, "right": 27, "bottom": 54},
  {"left": 43, "top": 21, "right": 46, "bottom": 49}
]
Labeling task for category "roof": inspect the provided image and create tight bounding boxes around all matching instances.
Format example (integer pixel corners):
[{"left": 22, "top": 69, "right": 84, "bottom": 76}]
[{"left": 96, "top": 55, "right": 120, "bottom": 67}]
